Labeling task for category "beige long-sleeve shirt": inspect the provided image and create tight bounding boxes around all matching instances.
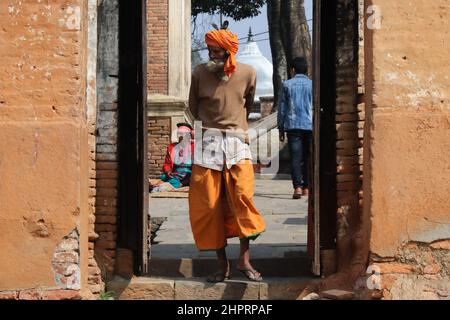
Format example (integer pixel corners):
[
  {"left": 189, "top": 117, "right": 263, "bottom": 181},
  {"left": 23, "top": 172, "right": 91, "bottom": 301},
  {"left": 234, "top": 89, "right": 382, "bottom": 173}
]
[
  {"left": 189, "top": 62, "right": 257, "bottom": 170},
  {"left": 188, "top": 62, "right": 257, "bottom": 132}
]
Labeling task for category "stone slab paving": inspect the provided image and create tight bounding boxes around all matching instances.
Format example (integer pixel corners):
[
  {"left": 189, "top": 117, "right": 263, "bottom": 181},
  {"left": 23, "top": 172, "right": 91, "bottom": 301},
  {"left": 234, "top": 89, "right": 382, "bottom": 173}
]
[
  {"left": 149, "top": 179, "right": 308, "bottom": 259},
  {"left": 108, "top": 276, "right": 316, "bottom": 300}
]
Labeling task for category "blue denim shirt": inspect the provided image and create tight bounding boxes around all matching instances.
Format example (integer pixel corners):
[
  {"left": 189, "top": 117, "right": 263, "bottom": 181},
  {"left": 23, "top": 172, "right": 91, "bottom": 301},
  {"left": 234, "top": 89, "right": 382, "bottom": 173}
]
[{"left": 277, "top": 74, "right": 313, "bottom": 131}]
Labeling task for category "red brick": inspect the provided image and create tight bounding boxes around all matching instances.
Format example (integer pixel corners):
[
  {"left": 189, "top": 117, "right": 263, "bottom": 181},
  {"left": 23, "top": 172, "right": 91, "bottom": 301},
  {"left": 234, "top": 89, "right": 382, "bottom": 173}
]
[
  {"left": 0, "top": 291, "right": 18, "bottom": 300},
  {"left": 96, "top": 188, "right": 118, "bottom": 197},
  {"left": 98, "top": 231, "right": 116, "bottom": 241},
  {"left": 337, "top": 130, "right": 359, "bottom": 140},
  {"left": 94, "top": 239, "right": 116, "bottom": 250},
  {"left": 53, "top": 252, "right": 79, "bottom": 264},
  {"left": 88, "top": 266, "right": 101, "bottom": 276},
  {"left": 337, "top": 164, "right": 360, "bottom": 174},
  {"left": 337, "top": 181, "right": 361, "bottom": 191},
  {"left": 96, "top": 215, "right": 117, "bottom": 224},
  {"left": 337, "top": 174, "right": 360, "bottom": 183},
  {"left": 18, "top": 290, "right": 41, "bottom": 300},
  {"left": 96, "top": 162, "right": 118, "bottom": 170},
  {"left": 96, "top": 179, "right": 118, "bottom": 188},
  {"left": 321, "top": 289, "right": 355, "bottom": 300},
  {"left": 430, "top": 240, "right": 450, "bottom": 250},
  {"left": 336, "top": 113, "right": 359, "bottom": 122},
  {"left": 373, "top": 263, "right": 414, "bottom": 274},
  {"left": 40, "top": 290, "right": 80, "bottom": 300},
  {"left": 96, "top": 197, "right": 117, "bottom": 207},
  {"left": 336, "top": 140, "right": 362, "bottom": 149},
  {"left": 96, "top": 207, "right": 117, "bottom": 215},
  {"left": 336, "top": 122, "right": 359, "bottom": 131},
  {"left": 423, "top": 264, "right": 441, "bottom": 275},
  {"left": 96, "top": 170, "right": 118, "bottom": 179},
  {"left": 95, "top": 224, "right": 117, "bottom": 232}
]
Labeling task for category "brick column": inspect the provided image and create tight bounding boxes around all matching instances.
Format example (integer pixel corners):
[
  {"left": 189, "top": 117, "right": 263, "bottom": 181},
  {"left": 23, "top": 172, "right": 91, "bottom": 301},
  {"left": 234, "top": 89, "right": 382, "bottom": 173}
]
[{"left": 148, "top": 0, "right": 169, "bottom": 95}]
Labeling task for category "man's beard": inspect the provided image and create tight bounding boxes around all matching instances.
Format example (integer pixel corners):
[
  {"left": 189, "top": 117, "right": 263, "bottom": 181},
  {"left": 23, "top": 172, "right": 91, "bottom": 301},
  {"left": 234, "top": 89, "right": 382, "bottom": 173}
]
[{"left": 206, "top": 60, "right": 229, "bottom": 81}]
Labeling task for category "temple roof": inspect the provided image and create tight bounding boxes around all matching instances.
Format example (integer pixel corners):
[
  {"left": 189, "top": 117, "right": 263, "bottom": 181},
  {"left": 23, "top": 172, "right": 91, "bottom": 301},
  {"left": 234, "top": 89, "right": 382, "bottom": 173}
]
[{"left": 237, "top": 28, "right": 274, "bottom": 102}]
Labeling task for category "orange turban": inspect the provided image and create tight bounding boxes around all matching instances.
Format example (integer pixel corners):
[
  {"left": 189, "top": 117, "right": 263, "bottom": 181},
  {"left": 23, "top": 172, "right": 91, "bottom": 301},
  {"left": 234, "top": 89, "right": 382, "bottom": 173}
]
[{"left": 205, "top": 29, "right": 239, "bottom": 78}]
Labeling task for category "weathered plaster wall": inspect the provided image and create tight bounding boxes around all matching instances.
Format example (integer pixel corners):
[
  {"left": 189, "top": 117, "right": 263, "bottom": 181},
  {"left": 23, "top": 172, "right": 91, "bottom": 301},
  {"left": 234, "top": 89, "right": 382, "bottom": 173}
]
[
  {"left": 364, "top": 0, "right": 450, "bottom": 256},
  {"left": 363, "top": 0, "right": 450, "bottom": 299},
  {"left": 0, "top": 1, "right": 90, "bottom": 296}
]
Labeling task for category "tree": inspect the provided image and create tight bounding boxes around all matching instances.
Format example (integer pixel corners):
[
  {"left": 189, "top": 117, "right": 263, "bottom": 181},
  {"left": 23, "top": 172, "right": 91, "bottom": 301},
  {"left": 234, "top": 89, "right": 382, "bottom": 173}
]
[
  {"left": 268, "top": 0, "right": 311, "bottom": 110},
  {"left": 192, "top": 0, "right": 266, "bottom": 21}
]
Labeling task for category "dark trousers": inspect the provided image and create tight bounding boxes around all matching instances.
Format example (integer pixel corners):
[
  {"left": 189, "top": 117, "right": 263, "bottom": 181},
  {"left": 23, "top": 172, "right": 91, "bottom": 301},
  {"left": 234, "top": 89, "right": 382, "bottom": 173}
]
[{"left": 287, "top": 130, "right": 312, "bottom": 189}]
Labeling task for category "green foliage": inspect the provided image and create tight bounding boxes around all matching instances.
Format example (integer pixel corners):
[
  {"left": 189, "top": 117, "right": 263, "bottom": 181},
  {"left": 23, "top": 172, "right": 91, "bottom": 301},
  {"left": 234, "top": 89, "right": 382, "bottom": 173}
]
[
  {"left": 99, "top": 291, "right": 116, "bottom": 300},
  {"left": 192, "top": 0, "right": 266, "bottom": 21}
]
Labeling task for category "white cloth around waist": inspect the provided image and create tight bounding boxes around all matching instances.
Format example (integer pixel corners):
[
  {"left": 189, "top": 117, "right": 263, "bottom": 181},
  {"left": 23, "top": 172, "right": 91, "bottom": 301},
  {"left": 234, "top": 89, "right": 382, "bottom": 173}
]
[{"left": 194, "top": 133, "right": 253, "bottom": 171}]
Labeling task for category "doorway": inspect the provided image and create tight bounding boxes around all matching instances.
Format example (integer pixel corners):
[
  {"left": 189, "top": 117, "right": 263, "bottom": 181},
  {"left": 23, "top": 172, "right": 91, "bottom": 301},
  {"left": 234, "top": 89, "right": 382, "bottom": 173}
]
[
  {"left": 146, "top": 1, "right": 314, "bottom": 280},
  {"left": 112, "top": 0, "right": 361, "bottom": 280},
  {"left": 115, "top": 0, "right": 148, "bottom": 276}
]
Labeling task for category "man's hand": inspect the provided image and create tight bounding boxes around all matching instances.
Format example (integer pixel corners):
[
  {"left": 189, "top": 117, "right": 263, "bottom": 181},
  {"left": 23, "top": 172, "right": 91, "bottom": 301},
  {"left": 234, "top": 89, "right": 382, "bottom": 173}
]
[{"left": 279, "top": 131, "right": 285, "bottom": 142}]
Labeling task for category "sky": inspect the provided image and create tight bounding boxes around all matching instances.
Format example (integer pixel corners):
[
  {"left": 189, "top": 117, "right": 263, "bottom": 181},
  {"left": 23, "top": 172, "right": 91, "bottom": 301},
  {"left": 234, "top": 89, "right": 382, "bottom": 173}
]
[{"left": 193, "top": 0, "right": 313, "bottom": 64}]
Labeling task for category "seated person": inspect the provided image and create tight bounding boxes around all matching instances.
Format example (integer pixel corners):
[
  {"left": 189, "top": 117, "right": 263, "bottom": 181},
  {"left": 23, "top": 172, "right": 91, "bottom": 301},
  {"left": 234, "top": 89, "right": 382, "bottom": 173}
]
[{"left": 150, "top": 123, "right": 194, "bottom": 193}]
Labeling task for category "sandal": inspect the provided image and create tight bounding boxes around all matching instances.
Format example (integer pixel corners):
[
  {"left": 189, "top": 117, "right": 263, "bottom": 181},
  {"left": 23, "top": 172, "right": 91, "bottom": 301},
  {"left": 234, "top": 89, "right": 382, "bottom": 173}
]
[
  {"left": 237, "top": 268, "right": 263, "bottom": 282},
  {"left": 206, "top": 270, "right": 231, "bottom": 283}
]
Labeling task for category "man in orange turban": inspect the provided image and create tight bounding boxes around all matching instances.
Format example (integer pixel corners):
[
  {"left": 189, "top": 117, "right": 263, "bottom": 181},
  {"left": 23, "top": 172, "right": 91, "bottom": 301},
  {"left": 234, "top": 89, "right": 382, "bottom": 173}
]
[
  {"left": 204, "top": 29, "right": 239, "bottom": 80},
  {"left": 188, "top": 25, "right": 266, "bottom": 283}
]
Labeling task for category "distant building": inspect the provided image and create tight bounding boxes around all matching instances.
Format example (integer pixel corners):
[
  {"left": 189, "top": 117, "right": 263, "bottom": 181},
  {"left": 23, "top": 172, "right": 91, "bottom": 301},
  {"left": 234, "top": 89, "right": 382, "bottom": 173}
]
[{"left": 237, "top": 28, "right": 274, "bottom": 103}]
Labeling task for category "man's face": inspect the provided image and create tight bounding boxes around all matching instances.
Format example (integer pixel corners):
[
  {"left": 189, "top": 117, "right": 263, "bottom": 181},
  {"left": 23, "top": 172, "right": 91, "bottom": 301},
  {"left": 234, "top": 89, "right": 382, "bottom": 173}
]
[
  {"left": 206, "top": 45, "right": 229, "bottom": 77},
  {"left": 208, "top": 46, "right": 227, "bottom": 63}
]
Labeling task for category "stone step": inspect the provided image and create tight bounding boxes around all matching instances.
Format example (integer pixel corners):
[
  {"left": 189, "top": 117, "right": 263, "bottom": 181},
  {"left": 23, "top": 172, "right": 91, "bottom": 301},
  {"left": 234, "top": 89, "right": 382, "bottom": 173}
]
[
  {"left": 107, "top": 276, "right": 318, "bottom": 300},
  {"left": 148, "top": 256, "right": 311, "bottom": 278}
]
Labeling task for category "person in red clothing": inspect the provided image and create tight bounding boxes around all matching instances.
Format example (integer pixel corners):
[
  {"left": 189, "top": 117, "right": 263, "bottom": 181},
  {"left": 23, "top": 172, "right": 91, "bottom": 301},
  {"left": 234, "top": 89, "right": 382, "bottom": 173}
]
[{"left": 150, "top": 123, "right": 194, "bottom": 193}]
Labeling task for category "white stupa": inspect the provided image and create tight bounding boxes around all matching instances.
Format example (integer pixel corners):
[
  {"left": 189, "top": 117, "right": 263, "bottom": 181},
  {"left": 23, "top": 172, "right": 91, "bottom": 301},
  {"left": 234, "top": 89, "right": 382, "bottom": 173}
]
[{"left": 237, "top": 28, "right": 274, "bottom": 102}]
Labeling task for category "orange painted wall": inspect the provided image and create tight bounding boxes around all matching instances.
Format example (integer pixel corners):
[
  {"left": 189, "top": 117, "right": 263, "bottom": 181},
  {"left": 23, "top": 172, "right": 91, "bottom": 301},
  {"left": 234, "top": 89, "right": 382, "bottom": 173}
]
[
  {"left": 0, "top": 1, "right": 89, "bottom": 290},
  {"left": 364, "top": 0, "right": 450, "bottom": 257}
]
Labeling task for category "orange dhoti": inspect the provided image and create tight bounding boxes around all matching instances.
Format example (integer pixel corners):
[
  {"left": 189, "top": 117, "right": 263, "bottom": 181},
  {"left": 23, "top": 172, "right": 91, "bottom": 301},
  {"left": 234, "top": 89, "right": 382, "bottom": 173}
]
[{"left": 188, "top": 160, "right": 266, "bottom": 251}]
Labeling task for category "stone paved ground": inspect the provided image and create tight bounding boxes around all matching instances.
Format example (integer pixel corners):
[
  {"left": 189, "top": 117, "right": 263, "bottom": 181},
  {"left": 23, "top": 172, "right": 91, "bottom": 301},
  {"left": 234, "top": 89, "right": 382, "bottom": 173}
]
[{"left": 149, "top": 179, "right": 308, "bottom": 259}]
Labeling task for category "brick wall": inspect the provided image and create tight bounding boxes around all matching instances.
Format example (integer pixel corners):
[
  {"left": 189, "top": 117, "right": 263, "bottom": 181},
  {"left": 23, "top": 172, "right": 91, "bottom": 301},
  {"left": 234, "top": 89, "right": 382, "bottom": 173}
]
[
  {"left": 148, "top": 0, "right": 168, "bottom": 94},
  {"left": 365, "top": 241, "right": 450, "bottom": 299},
  {"left": 334, "top": 0, "right": 363, "bottom": 271},
  {"left": 94, "top": 103, "right": 118, "bottom": 284},
  {"left": 93, "top": 0, "right": 120, "bottom": 288},
  {"left": 148, "top": 117, "right": 171, "bottom": 179}
]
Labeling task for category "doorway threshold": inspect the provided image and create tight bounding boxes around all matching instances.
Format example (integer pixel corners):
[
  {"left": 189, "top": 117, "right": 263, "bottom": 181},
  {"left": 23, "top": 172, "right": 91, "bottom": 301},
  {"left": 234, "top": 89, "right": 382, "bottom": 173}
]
[{"left": 107, "top": 275, "right": 318, "bottom": 300}]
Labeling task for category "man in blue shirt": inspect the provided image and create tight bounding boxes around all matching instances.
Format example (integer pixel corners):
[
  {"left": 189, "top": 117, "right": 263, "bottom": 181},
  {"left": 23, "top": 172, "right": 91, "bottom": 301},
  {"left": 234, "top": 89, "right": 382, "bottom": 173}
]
[{"left": 277, "top": 57, "right": 313, "bottom": 199}]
